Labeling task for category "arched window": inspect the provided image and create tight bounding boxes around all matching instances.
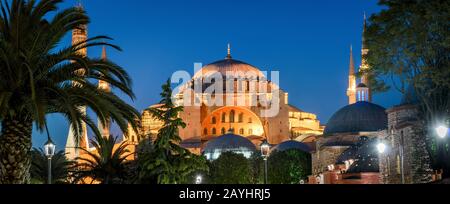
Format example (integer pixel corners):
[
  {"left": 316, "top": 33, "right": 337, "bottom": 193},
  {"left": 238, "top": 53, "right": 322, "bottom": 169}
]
[
  {"left": 238, "top": 113, "right": 244, "bottom": 123},
  {"left": 248, "top": 129, "right": 253, "bottom": 135},
  {"left": 248, "top": 117, "right": 253, "bottom": 123},
  {"left": 221, "top": 127, "right": 226, "bottom": 135},
  {"left": 222, "top": 113, "right": 226, "bottom": 123},
  {"left": 239, "top": 128, "right": 244, "bottom": 135},
  {"left": 203, "top": 128, "right": 208, "bottom": 135},
  {"left": 212, "top": 117, "right": 217, "bottom": 124},
  {"left": 212, "top": 128, "right": 217, "bottom": 135},
  {"left": 229, "top": 110, "right": 235, "bottom": 123}
]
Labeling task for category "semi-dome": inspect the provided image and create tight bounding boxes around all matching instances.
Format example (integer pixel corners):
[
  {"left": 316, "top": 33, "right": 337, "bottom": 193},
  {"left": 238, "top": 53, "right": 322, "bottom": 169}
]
[
  {"left": 193, "top": 58, "right": 266, "bottom": 79},
  {"left": 324, "top": 101, "right": 387, "bottom": 135},
  {"left": 202, "top": 133, "right": 256, "bottom": 160},
  {"left": 272, "top": 140, "right": 311, "bottom": 153}
]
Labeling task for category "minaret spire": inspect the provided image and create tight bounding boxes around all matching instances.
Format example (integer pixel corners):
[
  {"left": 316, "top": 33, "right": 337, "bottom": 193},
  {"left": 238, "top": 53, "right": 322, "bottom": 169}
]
[
  {"left": 349, "top": 45, "right": 355, "bottom": 75},
  {"left": 101, "top": 46, "right": 107, "bottom": 60},
  {"left": 362, "top": 12, "right": 368, "bottom": 50},
  {"left": 360, "top": 12, "right": 371, "bottom": 102},
  {"left": 347, "top": 45, "right": 357, "bottom": 104},
  {"left": 226, "top": 43, "right": 232, "bottom": 59},
  {"left": 98, "top": 46, "right": 111, "bottom": 138}
]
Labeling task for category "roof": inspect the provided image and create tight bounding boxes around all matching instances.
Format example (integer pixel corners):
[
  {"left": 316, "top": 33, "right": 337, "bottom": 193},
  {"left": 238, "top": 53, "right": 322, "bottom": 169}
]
[
  {"left": 272, "top": 140, "right": 311, "bottom": 153},
  {"left": 288, "top": 104, "right": 304, "bottom": 113},
  {"left": 193, "top": 58, "right": 266, "bottom": 79},
  {"left": 324, "top": 101, "right": 387, "bottom": 135},
  {"left": 346, "top": 137, "right": 380, "bottom": 173},
  {"left": 202, "top": 134, "right": 256, "bottom": 154}
]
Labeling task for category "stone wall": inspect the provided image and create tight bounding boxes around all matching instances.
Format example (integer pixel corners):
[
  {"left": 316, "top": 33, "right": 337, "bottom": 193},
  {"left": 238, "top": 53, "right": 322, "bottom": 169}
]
[
  {"left": 379, "top": 105, "right": 433, "bottom": 184},
  {"left": 312, "top": 146, "right": 348, "bottom": 174}
]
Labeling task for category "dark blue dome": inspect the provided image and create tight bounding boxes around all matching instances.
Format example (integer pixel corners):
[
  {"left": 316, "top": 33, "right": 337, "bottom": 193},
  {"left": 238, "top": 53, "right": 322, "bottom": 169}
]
[
  {"left": 324, "top": 102, "right": 387, "bottom": 135},
  {"left": 202, "top": 134, "right": 256, "bottom": 160},
  {"left": 272, "top": 140, "right": 311, "bottom": 153}
]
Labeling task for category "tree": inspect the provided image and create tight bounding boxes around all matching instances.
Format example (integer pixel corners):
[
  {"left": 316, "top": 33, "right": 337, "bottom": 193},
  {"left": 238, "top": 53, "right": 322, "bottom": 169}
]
[
  {"left": 30, "top": 148, "right": 75, "bottom": 184},
  {"left": 209, "top": 152, "right": 253, "bottom": 184},
  {"left": 249, "top": 152, "right": 264, "bottom": 184},
  {"left": 268, "top": 149, "right": 311, "bottom": 184},
  {"left": 364, "top": 0, "right": 450, "bottom": 175},
  {"left": 0, "top": 0, "right": 140, "bottom": 183},
  {"left": 138, "top": 80, "right": 208, "bottom": 184},
  {"left": 72, "top": 135, "right": 132, "bottom": 184}
]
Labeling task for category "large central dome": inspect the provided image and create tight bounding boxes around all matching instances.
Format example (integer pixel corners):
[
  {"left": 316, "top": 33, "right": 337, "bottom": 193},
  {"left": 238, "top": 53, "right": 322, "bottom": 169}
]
[{"left": 193, "top": 58, "right": 266, "bottom": 79}]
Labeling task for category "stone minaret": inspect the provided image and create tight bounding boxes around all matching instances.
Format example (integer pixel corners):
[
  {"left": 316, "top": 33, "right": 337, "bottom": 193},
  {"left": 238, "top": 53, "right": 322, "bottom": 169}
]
[
  {"left": 98, "top": 46, "right": 111, "bottom": 138},
  {"left": 347, "top": 45, "right": 357, "bottom": 104},
  {"left": 359, "top": 13, "right": 371, "bottom": 102},
  {"left": 65, "top": 4, "right": 89, "bottom": 161}
]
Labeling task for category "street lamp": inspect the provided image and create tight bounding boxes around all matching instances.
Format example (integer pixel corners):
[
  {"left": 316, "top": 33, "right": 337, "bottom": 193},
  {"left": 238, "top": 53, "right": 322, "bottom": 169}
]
[
  {"left": 261, "top": 140, "right": 270, "bottom": 184},
  {"left": 195, "top": 175, "right": 202, "bottom": 184},
  {"left": 436, "top": 125, "right": 448, "bottom": 139},
  {"left": 376, "top": 142, "right": 387, "bottom": 154},
  {"left": 43, "top": 124, "right": 56, "bottom": 184}
]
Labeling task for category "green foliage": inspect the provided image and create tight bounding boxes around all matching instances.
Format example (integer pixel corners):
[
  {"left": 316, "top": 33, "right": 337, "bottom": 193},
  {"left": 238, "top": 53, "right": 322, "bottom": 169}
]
[
  {"left": 208, "top": 152, "right": 253, "bottom": 184},
  {"left": 249, "top": 152, "right": 264, "bottom": 184},
  {"left": 365, "top": 0, "right": 450, "bottom": 173},
  {"left": 268, "top": 149, "right": 311, "bottom": 184},
  {"left": 30, "top": 148, "right": 75, "bottom": 184},
  {"left": 72, "top": 135, "right": 131, "bottom": 184},
  {"left": 138, "top": 80, "right": 208, "bottom": 184}
]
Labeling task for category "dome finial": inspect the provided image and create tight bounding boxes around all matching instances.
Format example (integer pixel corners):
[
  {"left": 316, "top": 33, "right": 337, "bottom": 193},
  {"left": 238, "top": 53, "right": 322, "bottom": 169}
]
[{"left": 226, "top": 43, "right": 232, "bottom": 59}]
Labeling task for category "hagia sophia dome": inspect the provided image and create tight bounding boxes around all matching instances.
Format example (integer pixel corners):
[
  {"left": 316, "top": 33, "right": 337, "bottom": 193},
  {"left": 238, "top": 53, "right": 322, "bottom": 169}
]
[
  {"left": 324, "top": 101, "right": 388, "bottom": 135},
  {"left": 193, "top": 58, "right": 266, "bottom": 79},
  {"left": 193, "top": 44, "right": 266, "bottom": 80}
]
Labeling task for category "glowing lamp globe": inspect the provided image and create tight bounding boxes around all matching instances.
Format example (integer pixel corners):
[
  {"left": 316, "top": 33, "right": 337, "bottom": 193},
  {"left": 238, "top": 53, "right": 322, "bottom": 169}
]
[
  {"left": 44, "top": 139, "right": 56, "bottom": 159},
  {"left": 377, "top": 142, "right": 387, "bottom": 154},
  {"left": 436, "top": 125, "right": 448, "bottom": 139}
]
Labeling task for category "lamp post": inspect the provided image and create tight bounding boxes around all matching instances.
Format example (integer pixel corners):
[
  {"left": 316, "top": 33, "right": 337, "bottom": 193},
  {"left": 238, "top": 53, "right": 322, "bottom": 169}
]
[
  {"left": 377, "top": 133, "right": 405, "bottom": 184},
  {"left": 261, "top": 140, "right": 270, "bottom": 184},
  {"left": 43, "top": 123, "right": 56, "bottom": 184},
  {"left": 435, "top": 123, "right": 448, "bottom": 177}
]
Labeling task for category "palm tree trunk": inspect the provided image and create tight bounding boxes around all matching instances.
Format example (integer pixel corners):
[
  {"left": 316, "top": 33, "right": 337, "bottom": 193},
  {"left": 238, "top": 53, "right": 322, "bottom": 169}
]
[{"left": 0, "top": 116, "right": 33, "bottom": 184}]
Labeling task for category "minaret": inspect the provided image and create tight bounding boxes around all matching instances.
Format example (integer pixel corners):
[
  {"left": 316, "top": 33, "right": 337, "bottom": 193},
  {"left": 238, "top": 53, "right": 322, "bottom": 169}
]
[
  {"left": 226, "top": 43, "right": 232, "bottom": 59},
  {"left": 98, "top": 46, "right": 111, "bottom": 138},
  {"left": 65, "top": 3, "right": 89, "bottom": 161},
  {"left": 359, "top": 13, "right": 371, "bottom": 101},
  {"left": 347, "top": 45, "right": 357, "bottom": 104}
]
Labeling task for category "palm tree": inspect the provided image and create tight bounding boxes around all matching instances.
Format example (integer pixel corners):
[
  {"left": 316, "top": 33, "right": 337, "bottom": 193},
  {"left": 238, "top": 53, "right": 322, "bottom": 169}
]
[
  {"left": 30, "top": 148, "right": 75, "bottom": 184},
  {"left": 72, "top": 135, "right": 132, "bottom": 184},
  {"left": 0, "top": 0, "right": 140, "bottom": 183}
]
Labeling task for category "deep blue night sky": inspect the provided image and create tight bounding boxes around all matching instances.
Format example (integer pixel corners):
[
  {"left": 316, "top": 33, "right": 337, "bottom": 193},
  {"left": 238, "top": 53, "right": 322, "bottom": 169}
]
[{"left": 32, "top": 0, "right": 402, "bottom": 150}]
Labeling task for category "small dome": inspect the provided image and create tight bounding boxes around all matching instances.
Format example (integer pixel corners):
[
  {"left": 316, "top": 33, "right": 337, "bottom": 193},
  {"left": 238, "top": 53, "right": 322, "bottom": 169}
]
[
  {"left": 357, "top": 83, "right": 368, "bottom": 88},
  {"left": 202, "top": 134, "right": 256, "bottom": 160},
  {"left": 345, "top": 137, "right": 380, "bottom": 173},
  {"left": 272, "top": 140, "right": 311, "bottom": 153},
  {"left": 193, "top": 58, "right": 266, "bottom": 79},
  {"left": 324, "top": 102, "right": 387, "bottom": 135}
]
